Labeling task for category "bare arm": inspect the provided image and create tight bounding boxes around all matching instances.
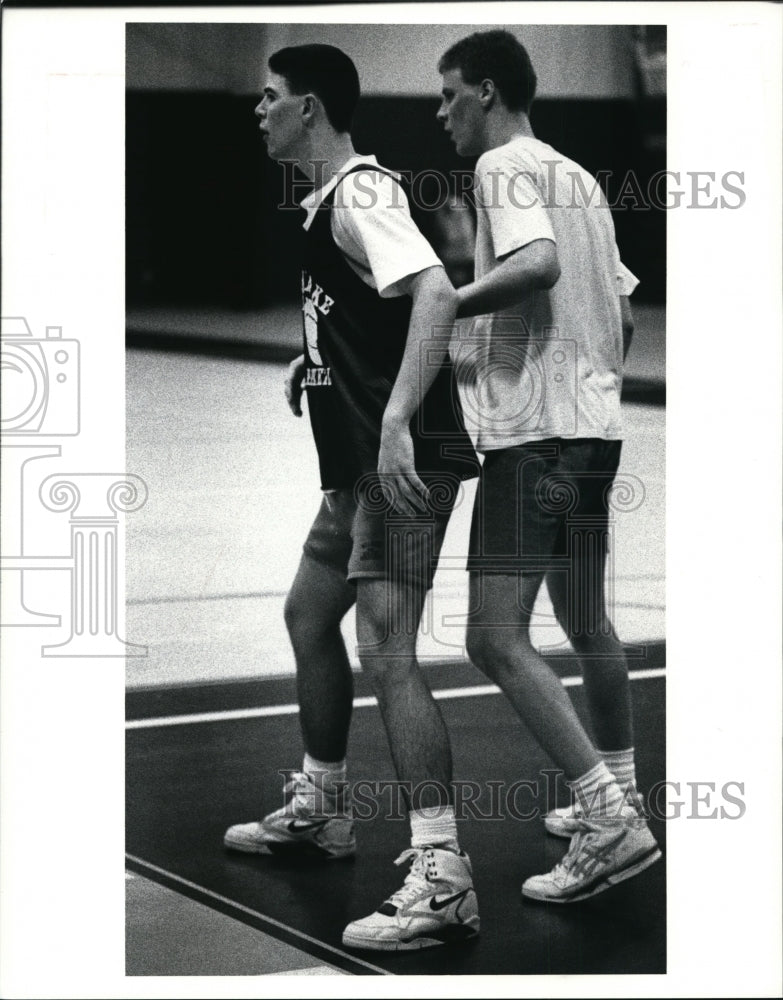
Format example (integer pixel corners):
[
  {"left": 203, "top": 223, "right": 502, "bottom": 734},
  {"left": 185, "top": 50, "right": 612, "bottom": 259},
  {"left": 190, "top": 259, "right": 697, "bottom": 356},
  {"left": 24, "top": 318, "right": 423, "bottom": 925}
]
[
  {"left": 456, "top": 238, "right": 560, "bottom": 318},
  {"left": 620, "top": 295, "right": 635, "bottom": 362},
  {"left": 378, "top": 265, "right": 457, "bottom": 515}
]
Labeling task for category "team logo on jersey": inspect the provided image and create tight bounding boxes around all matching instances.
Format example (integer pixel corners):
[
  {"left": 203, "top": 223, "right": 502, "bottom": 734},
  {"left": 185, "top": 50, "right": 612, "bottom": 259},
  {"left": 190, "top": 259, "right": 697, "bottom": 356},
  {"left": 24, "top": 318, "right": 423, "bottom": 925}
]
[
  {"left": 301, "top": 270, "right": 335, "bottom": 380},
  {"left": 303, "top": 366, "right": 332, "bottom": 387},
  {"left": 302, "top": 297, "right": 325, "bottom": 367}
]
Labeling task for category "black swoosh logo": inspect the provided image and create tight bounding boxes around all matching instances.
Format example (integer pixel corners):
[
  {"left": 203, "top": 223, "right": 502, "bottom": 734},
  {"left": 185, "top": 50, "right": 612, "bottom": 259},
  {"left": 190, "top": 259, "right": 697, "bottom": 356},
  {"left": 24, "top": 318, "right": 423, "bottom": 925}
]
[
  {"left": 429, "top": 888, "right": 470, "bottom": 911},
  {"left": 287, "top": 819, "right": 328, "bottom": 833}
]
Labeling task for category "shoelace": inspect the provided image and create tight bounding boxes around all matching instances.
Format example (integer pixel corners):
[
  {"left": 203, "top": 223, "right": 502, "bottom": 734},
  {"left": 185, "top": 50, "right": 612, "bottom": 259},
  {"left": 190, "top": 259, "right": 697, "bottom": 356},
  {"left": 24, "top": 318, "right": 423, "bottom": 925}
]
[
  {"left": 385, "top": 848, "right": 435, "bottom": 909},
  {"left": 283, "top": 771, "right": 311, "bottom": 796},
  {"left": 553, "top": 821, "right": 599, "bottom": 876},
  {"left": 283, "top": 771, "right": 318, "bottom": 816},
  {"left": 283, "top": 771, "right": 348, "bottom": 818}
]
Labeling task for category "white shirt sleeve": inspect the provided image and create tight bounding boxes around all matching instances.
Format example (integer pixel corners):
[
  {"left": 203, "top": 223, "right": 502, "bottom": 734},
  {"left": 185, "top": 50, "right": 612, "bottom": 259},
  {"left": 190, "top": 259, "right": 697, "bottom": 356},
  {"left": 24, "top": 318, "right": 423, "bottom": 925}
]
[
  {"left": 331, "top": 170, "right": 443, "bottom": 297},
  {"left": 617, "top": 259, "right": 640, "bottom": 296},
  {"left": 475, "top": 149, "right": 555, "bottom": 260}
]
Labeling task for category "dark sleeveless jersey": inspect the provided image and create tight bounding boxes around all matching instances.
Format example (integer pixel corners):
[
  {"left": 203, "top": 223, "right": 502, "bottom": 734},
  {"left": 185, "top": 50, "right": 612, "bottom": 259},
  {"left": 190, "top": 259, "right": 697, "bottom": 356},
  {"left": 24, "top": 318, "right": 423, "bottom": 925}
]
[{"left": 300, "top": 164, "right": 477, "bottom": 491}]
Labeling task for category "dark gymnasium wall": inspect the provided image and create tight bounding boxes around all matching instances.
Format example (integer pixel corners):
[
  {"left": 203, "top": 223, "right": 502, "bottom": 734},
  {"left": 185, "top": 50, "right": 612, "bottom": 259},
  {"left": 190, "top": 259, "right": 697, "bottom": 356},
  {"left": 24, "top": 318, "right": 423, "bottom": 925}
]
[{"left": 126, "top": 92, "right": 665, "bottom": 309}]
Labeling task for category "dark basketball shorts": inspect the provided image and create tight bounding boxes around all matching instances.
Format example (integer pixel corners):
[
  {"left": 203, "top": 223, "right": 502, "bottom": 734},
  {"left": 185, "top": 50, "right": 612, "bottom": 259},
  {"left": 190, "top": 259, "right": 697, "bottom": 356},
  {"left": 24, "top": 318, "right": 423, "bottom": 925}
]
[
  {"left": 468, "top": 438, "right": 623, "bottom": 575},
  {"left": 302, "top": 474, "right": 462, "bottom": 590}
]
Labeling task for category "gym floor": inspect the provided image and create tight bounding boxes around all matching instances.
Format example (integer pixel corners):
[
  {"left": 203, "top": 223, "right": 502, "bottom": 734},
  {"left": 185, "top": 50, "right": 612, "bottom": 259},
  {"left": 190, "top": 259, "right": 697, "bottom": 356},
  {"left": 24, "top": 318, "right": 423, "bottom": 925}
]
[{"left": 125, "top": 304, "right": 665, "bottom": 977}]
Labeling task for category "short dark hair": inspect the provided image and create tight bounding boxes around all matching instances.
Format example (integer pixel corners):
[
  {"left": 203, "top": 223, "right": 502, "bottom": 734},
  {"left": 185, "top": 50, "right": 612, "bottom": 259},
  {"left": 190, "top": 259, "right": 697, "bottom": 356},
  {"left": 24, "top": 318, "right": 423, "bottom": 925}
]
[
  {"left": 268, "top": 44, "right": 360, "bottom": 133},
  {"left": 438, "top": 30, "right": 537, "bottom": 113}
]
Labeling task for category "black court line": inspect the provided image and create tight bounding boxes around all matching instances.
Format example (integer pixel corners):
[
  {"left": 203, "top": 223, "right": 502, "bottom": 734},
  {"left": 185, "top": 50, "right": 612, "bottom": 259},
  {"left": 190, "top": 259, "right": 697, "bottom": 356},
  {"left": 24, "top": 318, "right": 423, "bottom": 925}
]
[
  {"left": 125, "top": 854, "right": 387, "bottom": 976},
  {"left": 127, "top": 659, "right": 665, "bottom": 976}
]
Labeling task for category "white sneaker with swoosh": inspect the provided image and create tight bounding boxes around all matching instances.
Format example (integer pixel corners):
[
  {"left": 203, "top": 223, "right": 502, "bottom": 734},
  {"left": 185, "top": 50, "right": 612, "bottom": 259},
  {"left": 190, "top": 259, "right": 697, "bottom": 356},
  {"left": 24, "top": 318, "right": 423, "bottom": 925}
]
[
  {"left": 223, "top": 770, "right": 355, "bottom": 860},
  {"left": 522, "top": 813, "right": 661, "bottom": 903},
  {"left": 342, "top": 846, "right": 479, "bottom": 951}
]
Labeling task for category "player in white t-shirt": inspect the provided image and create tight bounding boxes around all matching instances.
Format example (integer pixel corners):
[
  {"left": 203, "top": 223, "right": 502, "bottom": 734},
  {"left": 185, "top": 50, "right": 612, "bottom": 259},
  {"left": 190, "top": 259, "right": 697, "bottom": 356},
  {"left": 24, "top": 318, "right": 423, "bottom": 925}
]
[{"left": 437, "top": 30, "right": 660, "bottom": 904}]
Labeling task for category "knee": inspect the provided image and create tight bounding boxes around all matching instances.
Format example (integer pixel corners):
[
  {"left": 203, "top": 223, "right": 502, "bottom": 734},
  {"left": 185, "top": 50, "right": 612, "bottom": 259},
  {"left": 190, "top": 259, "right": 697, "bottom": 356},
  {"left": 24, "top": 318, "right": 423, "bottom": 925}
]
[
  {"left": 570, "top": 623, "right": 624, "bottom": 663},
  {"left": 465, "top": 626, "right": 491, "bottom": 671},
  {"left": 549, "top": 598, "right": 570, "bottom": 637},
  {"left": 284, "top": 587, "right": 337, "bottom": 645},
  {"left": 283, "top": 588, "right": 305, "bottom": 637},
  {"left": 547, "top": 582, "right": 574, "bottom": 638},
  {"left": 466, "top": 625, "right": 532, "bottom": 680},
  {"left": 357, "top": 646, "right": 412, "bottom": 692},
  {"left": 565, "top": 616, "right": 618, "bottom": 653},
  {"left": 357, "top": 618, "right": 413, "bottom": 687},
  {"left": 550, "top": 596, "right": 608, "bottom": 649}
]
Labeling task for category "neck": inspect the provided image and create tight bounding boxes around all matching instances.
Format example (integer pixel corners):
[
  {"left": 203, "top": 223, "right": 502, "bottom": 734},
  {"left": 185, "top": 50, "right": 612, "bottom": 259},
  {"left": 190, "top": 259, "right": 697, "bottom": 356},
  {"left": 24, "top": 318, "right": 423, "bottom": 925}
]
[
  {"left": 483, "top": 109, "right": 534, "bottom": 153},
  {"left": 296, "top": 130, "right": 357, "bottom": 187}
]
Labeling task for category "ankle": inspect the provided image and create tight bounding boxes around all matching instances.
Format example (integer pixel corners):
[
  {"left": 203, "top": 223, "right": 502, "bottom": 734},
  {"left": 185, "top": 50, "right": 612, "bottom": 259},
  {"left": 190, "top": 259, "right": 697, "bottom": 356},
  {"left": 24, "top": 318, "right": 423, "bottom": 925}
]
[{"left": 409, "top": 805, "right": 459, "bottom": 852}]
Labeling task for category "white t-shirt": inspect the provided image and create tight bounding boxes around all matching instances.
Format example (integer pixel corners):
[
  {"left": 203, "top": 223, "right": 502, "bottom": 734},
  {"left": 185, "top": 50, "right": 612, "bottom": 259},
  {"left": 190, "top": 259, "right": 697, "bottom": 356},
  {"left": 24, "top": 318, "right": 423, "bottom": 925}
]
[
  {"left": 453, "top": 135, "right": 639, "bottom": 451},
  {"left": 300, "top": 154, "right": 442, "bottom": 296}
]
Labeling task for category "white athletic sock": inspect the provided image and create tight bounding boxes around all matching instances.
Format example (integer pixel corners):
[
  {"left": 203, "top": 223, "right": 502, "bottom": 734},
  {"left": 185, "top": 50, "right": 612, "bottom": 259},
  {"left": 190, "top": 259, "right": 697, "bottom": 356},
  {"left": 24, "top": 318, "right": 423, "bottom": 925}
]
[
  {"left": 569, "top": 761, "right": 625, "bottom": 821},
  {"left": 302, "top": 753, "right": 349, "bottom": 810},
  {"left": 409, "top": 805, "right": 459, "bottom": 852},
  {"left": 599, "top": 747, "right": 637, "bottom": 793}
]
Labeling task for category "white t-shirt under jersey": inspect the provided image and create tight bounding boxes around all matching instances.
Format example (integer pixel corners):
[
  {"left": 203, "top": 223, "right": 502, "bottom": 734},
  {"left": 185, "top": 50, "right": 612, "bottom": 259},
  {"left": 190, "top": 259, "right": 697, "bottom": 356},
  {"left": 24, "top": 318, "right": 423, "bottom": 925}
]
[
  {"left": 300, "top": 154, "right": 442, "bottom": 296},
  {"left": 453, "top": 135, "right": 639, "bottom": 451}
]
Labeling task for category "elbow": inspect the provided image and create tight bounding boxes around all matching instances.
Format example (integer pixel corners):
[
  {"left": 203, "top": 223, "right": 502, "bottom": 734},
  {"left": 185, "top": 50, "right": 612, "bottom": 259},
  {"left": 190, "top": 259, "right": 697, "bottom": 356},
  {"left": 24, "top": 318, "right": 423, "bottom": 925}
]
[
  {"left": 412, "top": 266, "right": 458, "bottom": 314},
  {"left": 442, "top": 284, "right": 460, "bottom": 314},
  {"left": 430, "top": 275, "right": 459, "bottom": 316},
  {"left": 540, "top": 259, "right": 561, "bottom": 290},
  {"left": 535, "top": 244, "right": 560, "bottom": 290}
]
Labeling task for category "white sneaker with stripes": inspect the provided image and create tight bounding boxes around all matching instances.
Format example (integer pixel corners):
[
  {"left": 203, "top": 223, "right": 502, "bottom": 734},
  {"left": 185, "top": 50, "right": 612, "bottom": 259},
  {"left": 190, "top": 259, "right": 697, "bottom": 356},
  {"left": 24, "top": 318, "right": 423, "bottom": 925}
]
[
  {"left": 544, "top": 790, "right": 646, "bottom": 838},
  {"left": 523, "top": 813, "right": 661, "bottom": 903}
]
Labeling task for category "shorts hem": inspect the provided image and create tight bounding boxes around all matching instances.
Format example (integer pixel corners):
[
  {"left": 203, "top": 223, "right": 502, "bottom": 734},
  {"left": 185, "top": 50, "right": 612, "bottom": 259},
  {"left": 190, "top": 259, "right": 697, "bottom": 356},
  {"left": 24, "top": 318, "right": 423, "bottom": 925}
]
[
  {"left": 302, "top": 545, "right": 355, "bottom": 581},
  {"left": 347, "top": 569, "right": 435, "bottom": 590},
  {"left": 466, "top": 564, "right": 550, "bottom": 576}
]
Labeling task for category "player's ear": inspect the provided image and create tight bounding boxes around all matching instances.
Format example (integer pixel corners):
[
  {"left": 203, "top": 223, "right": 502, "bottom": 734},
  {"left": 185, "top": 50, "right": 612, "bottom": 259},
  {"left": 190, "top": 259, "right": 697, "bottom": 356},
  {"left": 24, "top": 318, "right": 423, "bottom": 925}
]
[
  {"left": 301, "top": 94, "right": 317, "bottom": 122},
  {"left": 478, "top": 78, "right": 496, "bottom": 109}
]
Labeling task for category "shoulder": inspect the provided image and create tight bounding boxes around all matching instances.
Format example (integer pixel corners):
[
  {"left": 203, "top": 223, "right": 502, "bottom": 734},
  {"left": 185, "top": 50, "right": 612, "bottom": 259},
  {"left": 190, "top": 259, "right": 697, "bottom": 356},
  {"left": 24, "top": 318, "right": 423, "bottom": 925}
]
[
  {"left": 337, "top": 168, "right": 408, "bottom": 211},
  {"left": 332, "top": 167, "right": 416, "bottom": 248},
  {"left": 476, "top": 139, "right": 542, "bottom": 179}
]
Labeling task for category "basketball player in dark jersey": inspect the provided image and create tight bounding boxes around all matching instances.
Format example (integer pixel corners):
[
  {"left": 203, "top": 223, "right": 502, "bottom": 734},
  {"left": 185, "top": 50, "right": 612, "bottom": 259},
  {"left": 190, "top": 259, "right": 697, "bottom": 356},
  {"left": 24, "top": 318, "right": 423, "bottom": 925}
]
[{"left": 224, "top": 44, "right": 480, "bottom": 951}]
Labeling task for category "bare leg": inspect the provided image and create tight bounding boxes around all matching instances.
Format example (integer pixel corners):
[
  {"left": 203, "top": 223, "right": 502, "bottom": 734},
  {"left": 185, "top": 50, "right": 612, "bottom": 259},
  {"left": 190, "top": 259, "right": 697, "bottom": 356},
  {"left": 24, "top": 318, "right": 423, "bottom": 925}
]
[
  {"left": 546, "top": 547, "right": 633, "bottom": 751},
  {"left": 356, "top": 578, "right": 452, "bottom": 810},
  {"left": 284, "top": 553, "right": 356, "bottom": 762},
  {"left": 465, "top": 572, "right": 601, "bottom": 780}
]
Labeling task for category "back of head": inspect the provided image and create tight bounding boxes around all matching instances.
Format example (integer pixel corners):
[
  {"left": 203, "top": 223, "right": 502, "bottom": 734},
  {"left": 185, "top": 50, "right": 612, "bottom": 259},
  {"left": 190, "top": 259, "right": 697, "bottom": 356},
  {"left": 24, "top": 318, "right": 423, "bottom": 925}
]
[
  {"left": 438, "top": 30, "right": 537, "bottom": 113},
  {"left": 268, "top": 44, "right": 360, "bottom": 133}
]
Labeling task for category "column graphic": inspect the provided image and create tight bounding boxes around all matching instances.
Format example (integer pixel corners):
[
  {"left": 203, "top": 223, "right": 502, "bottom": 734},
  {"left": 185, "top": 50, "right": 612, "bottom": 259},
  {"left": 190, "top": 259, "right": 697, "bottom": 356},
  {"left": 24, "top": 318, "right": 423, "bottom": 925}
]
[
  {"left": 1, "top": 316, "right": 149, "bottom": 656},
  {"left": 39, "top": 474, "right": 148, "bottom": 657}
]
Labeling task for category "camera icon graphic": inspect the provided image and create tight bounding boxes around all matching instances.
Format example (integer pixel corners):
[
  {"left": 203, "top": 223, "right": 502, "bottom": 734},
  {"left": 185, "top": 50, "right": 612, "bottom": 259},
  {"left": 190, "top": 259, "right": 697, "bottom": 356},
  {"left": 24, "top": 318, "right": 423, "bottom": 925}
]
[
  {"left": 1, "top": 317, "right": 80, "bottom": 436},
  {"left": 451, "top": 317, "right": 578, "bottom": 439}
]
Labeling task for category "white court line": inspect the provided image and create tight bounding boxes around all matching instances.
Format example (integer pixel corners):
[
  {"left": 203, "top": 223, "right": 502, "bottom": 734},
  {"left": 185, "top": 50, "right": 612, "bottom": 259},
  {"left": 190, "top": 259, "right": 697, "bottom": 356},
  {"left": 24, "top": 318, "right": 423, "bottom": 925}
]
[
  {"left": 125, "top": 667, "right": 666, "bottom": 731},
  {"left": 125, "top": 854, "right": 386, "bottom": 976}
]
